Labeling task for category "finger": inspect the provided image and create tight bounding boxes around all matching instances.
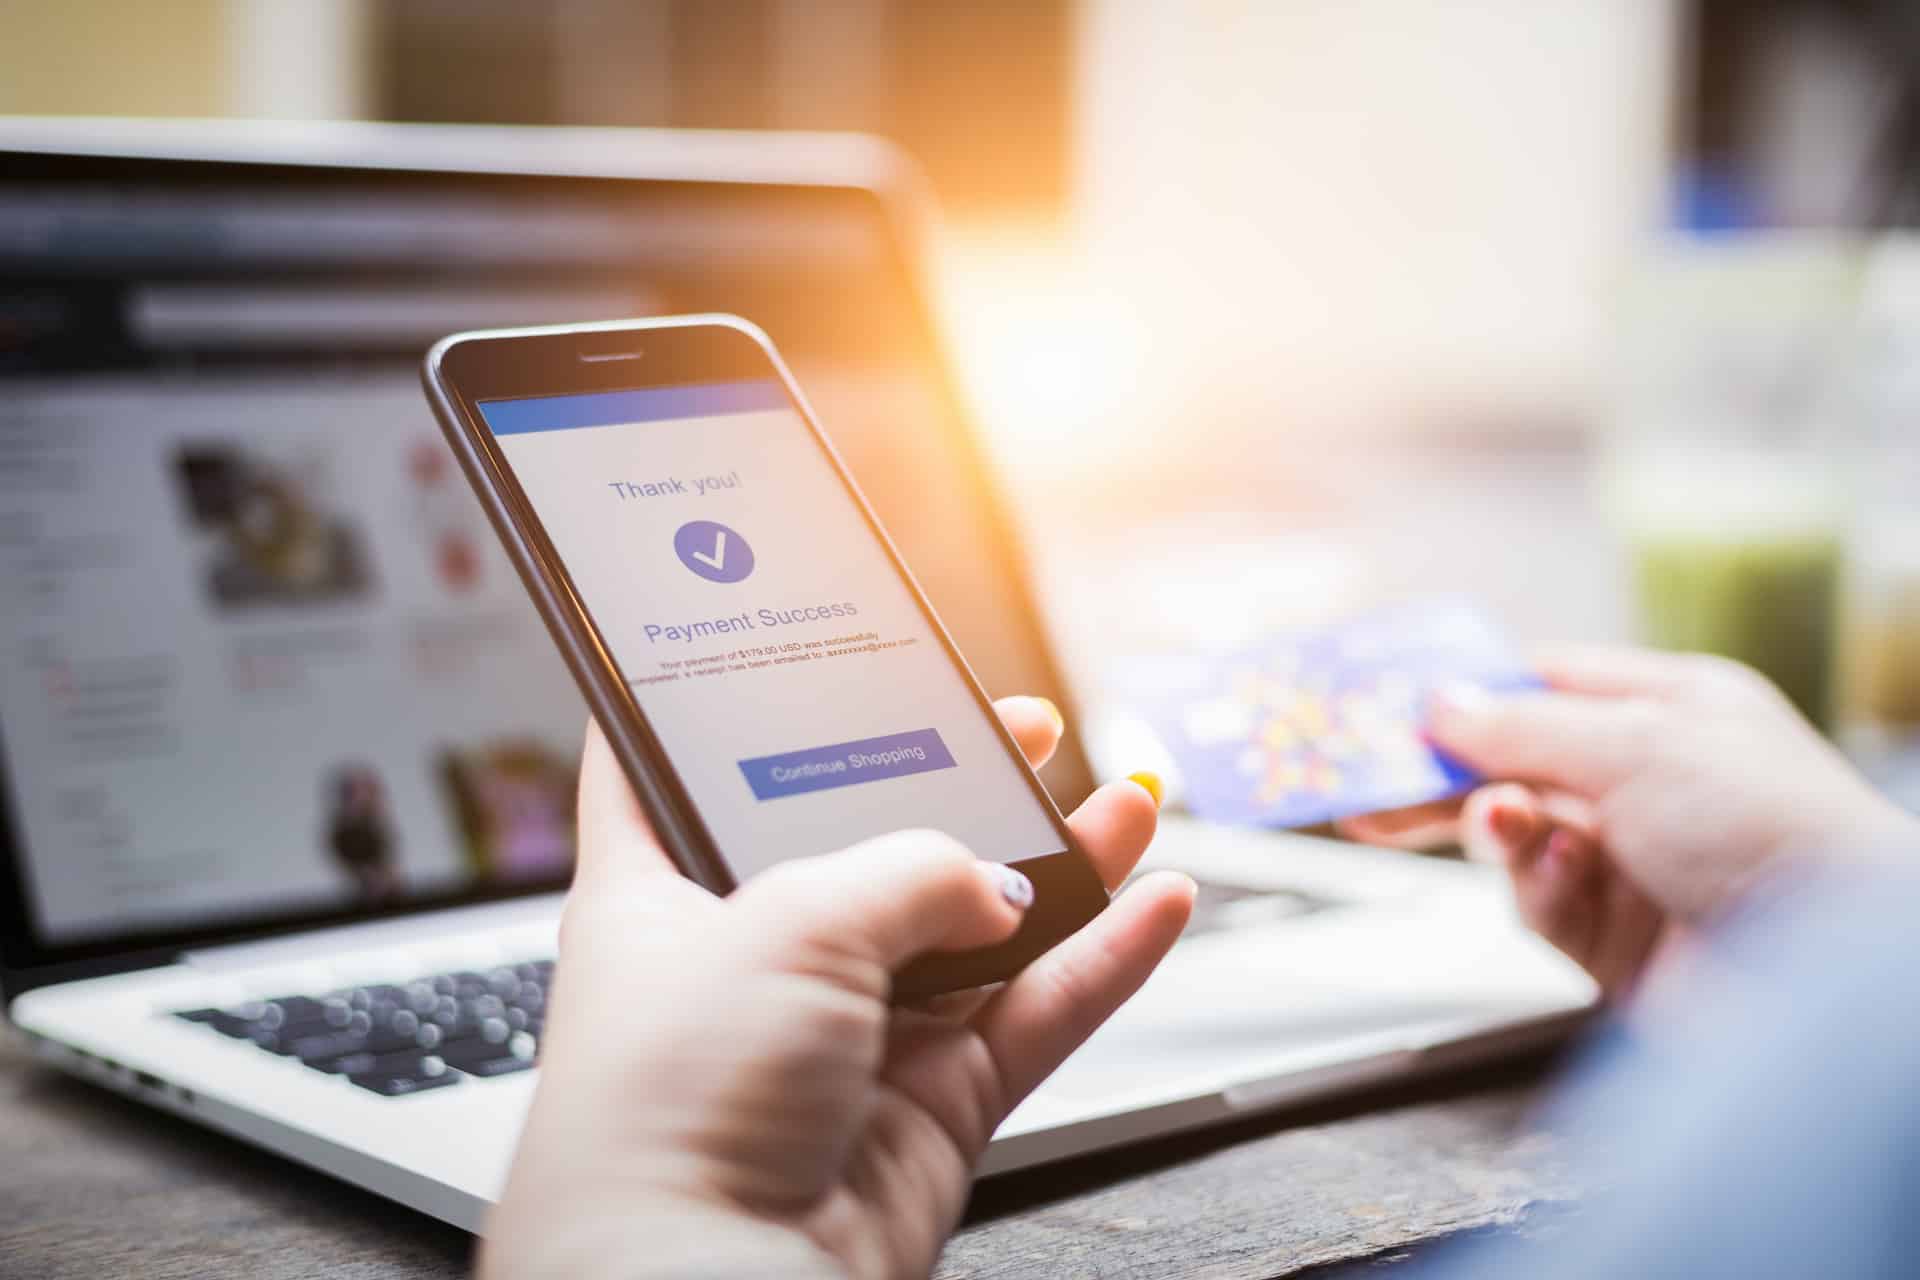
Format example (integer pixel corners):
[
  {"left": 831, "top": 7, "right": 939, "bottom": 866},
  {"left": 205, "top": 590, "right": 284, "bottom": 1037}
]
[
  {"left": 1534, "top": 788, "right": 1600, "bottom": 836},
  {"left": 573, "top": 718, "right": 679, "bottom": 889},
  {"left": 1462, "top": 783, "right": 1595, "bottom": 859},
  {"left": 1536, "top": 646, "right": 1711, "bottom": 701},
  {"left": 893, "top": 768, "right": 1163, "bottom": 1027},
  {"left": 995, "top": 695, "right": 1064, "bottom": 770},
  {"left": 908, "top": 987, "right": 996, "bottom": 1023},
  {"left": 1509, "top": 826, "right": 1607, "bottom": 962},
  {"left": 1337, "top": 797, "right": 1465, "bottom": 851},
  {"left": 910, "top": 773, "right": 1162, "bottom": 1026},
  {"left": 1585, "top": 871, "right": 1666, "bottom": 999},
  {"left": 1064, "top": 776, "right": 1162, "bottom": 892},
  {"left": 1504, "top": 792, "right": 1657, "bottom": 999},
  {"left": 1461, "top": 784, "right": 1606, "bottom": 944},
  {"left": 1427, "top": 684, "right": 1654, "bottom": 799},
  {"left": 1461, "top": 783, "right": 1586, "bottom": 951},
  {"left": 734, "top": 830, "right": 1033, "bottom": 975},
  {"left": 1458, "top": 784, "right": 1547, "bottom": 869},
  {"left": 972, "top": 871, "right": 1196, "bottom": 1110}
]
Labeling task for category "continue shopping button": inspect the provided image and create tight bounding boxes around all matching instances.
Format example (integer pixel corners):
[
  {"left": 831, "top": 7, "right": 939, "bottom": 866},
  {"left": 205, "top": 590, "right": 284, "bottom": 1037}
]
[{"left": 739, "top": 728, "right": 956, "bottom": 801}]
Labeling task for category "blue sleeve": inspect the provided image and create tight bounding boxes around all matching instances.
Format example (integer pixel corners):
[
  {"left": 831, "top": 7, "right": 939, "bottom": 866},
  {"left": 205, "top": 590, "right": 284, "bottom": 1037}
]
[{"left": 1416, "top": 867, "right": 1920, "bottom": 1280}]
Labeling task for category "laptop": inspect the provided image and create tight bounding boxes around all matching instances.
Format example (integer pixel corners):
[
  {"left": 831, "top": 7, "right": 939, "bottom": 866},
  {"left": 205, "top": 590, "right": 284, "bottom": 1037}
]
[{"left": 0, "top": 119, "right": 1596, "bottom": 1230}]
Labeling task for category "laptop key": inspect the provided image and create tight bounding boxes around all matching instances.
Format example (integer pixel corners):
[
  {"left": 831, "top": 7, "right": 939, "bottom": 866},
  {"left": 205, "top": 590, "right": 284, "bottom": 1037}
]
[
  {"left": 326, "top": 1046, "right": 438, "bottom": 1075},
  {"left": 309, "top": 1049, "right": 375, "bottom": 1075},
  {"left": 195, "top": 1010, "right": 267, "bottom": 1039},
  {"left": 352, "top": 1071, "right": 460, "bottom": 1097},
  {"left": 256, "top": 1027, "right": 334, "bottom": 1055},
  {"left": 451, "top": 972, "right": 492, "bottom": 1000},
  {"left": 294, "top": 1020, "right": 421, "bottom": 1064},
  {"left": 367, "top": 1018, "right": 424, "bottom": 1053},
  {"left": 439, "top": 1039, "right": 535, "bottom": 1078},
  {"left": 440, "top": 1033, "right": 537, "bottom": 1077},
  {"left": 342, "top": 984, "right": 405, "bottom": 1012},
  {"left": 265, "top": 996, "right": 328, "bottom": 1025},
  {"left": 348, "top": 1053, "right": 460, "bottom": 1097},
  {"left": 291, "top": 1029, "right": 373, "bottom": 1065}
]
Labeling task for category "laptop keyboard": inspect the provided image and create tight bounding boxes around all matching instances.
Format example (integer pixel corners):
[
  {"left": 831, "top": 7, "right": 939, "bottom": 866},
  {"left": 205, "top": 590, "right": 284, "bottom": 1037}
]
[
  {"left": 175, "top": 958, "right": 552, "bottom": 1097},
  {"left": 167, "top": 878, "right": 1336, "bottom": 1099}
]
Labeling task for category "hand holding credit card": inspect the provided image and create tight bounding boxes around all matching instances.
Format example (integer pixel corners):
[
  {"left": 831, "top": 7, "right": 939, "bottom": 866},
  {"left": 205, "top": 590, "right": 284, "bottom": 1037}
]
[{"left": 1119, "top": 601, "right": 1540, "bottom": 829}]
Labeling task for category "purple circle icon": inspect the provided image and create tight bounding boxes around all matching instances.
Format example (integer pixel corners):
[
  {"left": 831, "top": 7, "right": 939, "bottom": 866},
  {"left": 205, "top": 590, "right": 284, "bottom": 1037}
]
[{"left": 673, "top": 520, "right": 754, "bottom": 583}]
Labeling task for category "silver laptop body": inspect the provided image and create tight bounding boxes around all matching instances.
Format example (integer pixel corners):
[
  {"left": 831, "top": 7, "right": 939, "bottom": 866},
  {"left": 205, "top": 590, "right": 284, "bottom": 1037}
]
[{"left": 0, "top": 119, "right": 1595, "bottom": 1232}]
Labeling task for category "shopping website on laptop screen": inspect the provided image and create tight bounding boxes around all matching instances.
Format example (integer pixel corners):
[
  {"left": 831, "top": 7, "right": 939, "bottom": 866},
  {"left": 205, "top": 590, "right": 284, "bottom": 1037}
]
[{"left": 0, "top": 166, "right": 1082, "bottom": 950}]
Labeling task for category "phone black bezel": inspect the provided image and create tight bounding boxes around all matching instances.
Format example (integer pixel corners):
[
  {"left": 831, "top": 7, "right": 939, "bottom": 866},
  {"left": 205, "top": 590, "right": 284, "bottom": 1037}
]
[{"left": 422, "top": 315, "right": 1109, "bottom": 997}]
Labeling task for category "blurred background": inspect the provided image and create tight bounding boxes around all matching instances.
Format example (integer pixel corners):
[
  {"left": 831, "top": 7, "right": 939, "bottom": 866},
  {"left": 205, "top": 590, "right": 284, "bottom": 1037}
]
[{"left": 6, "top": 0, "right": 1919, "bottom": 808}]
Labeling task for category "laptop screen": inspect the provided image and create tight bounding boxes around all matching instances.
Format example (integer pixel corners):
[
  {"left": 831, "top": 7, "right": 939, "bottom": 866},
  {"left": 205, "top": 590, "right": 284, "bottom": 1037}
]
[{"left": 0, "top": 146, "right": 1090, "bottom": 973}]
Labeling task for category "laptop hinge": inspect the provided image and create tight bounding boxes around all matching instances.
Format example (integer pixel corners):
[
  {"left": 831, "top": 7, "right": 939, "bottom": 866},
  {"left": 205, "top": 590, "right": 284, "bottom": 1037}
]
[{"left": 179, "top": 893, "right": 563, "bottom": 973}]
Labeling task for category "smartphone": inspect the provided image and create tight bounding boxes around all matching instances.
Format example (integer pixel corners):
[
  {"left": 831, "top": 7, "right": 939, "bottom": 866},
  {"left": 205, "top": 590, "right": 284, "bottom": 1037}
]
[{"left": 421, "top": 315, "right": 1109, "bottom": 996}]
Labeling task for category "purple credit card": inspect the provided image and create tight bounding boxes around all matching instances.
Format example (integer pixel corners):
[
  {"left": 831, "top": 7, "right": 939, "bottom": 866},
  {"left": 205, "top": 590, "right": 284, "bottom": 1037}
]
[{"left": 1116, "top": 601, "right": 1540, "bottom": 829}]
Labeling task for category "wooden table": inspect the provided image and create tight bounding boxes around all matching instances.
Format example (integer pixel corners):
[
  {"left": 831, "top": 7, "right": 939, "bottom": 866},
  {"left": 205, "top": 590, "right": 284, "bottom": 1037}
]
[{"left": 0, "top": 1027, "right": 1582, "bottom": 1279}]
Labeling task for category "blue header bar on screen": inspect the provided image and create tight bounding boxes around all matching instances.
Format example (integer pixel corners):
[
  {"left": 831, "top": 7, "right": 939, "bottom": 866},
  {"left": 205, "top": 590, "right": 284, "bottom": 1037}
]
[{"left": 478, "top": 380, "right": 788, "bottom": 435}]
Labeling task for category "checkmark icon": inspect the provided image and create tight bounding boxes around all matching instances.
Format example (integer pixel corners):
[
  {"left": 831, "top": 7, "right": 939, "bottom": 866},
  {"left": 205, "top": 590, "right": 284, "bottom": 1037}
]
[
  {"left": 689, "top": 530, "right": 728, "bottom": 571},
  {"left": 673, "top": 520, "right": 755, "bottom": 583}
]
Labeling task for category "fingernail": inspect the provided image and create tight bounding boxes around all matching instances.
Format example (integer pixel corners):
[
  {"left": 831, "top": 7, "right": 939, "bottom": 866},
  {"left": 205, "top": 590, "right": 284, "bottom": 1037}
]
[
  {"left": 1487, "top": 798, "right": 1536, "bottom": 846},
  {"left": 987, "top": 862, "right": 1035, "bottom": 910},
  {"left": 1127, "top": 770, "right": 1165, "bottom": 809},
  {"left": 1037, "top": 697, "right": 1065, "bottom": 734}
]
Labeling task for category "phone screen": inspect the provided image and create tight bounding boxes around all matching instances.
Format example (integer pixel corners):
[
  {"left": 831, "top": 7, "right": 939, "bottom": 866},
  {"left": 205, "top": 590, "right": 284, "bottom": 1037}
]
[{"left": 478, "top": 378, "right": 1068, "bottom": 880}]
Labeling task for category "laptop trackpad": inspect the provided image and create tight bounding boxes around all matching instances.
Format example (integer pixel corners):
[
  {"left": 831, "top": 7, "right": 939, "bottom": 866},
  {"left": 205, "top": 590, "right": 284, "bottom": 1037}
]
[{"left": 1031, "top": 899, "right": 1587, "bottom": 1104}]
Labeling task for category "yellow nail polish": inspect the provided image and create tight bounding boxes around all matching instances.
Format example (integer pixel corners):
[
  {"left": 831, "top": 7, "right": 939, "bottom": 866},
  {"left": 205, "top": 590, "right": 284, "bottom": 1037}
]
[
  {"left": 1038, "top": 697, "right": 1065, "bottom": 734},
  {"left": 1127, "top": 771, "right": 1164, "bottom": 809}
]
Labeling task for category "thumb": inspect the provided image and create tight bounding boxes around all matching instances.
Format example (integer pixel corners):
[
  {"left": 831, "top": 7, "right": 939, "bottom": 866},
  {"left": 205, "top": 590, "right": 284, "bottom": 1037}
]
[
  {"left": 1428, "top": 683, "right": 1655, "bottom": 801},
  {"left": 572, "top": 717, "right": 681, "bottom": 889},
  {"left": 733, "top": 830, "right": 1034, "bottom": 976}
]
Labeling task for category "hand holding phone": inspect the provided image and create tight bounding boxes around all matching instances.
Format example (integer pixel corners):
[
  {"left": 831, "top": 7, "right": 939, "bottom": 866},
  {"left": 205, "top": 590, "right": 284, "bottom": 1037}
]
[
  {"left": 483, "top": 702, "right": 1191, "bottom": 1280},
  {"left": 422, "top": 316, "right": 1110, "bottom": 995}
]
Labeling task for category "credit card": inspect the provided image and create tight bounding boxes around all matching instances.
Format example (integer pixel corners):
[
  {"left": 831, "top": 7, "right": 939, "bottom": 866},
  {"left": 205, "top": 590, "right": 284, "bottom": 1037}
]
[{"left": 1116, "top": 600, "right": 1539, "bottom": 829}]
